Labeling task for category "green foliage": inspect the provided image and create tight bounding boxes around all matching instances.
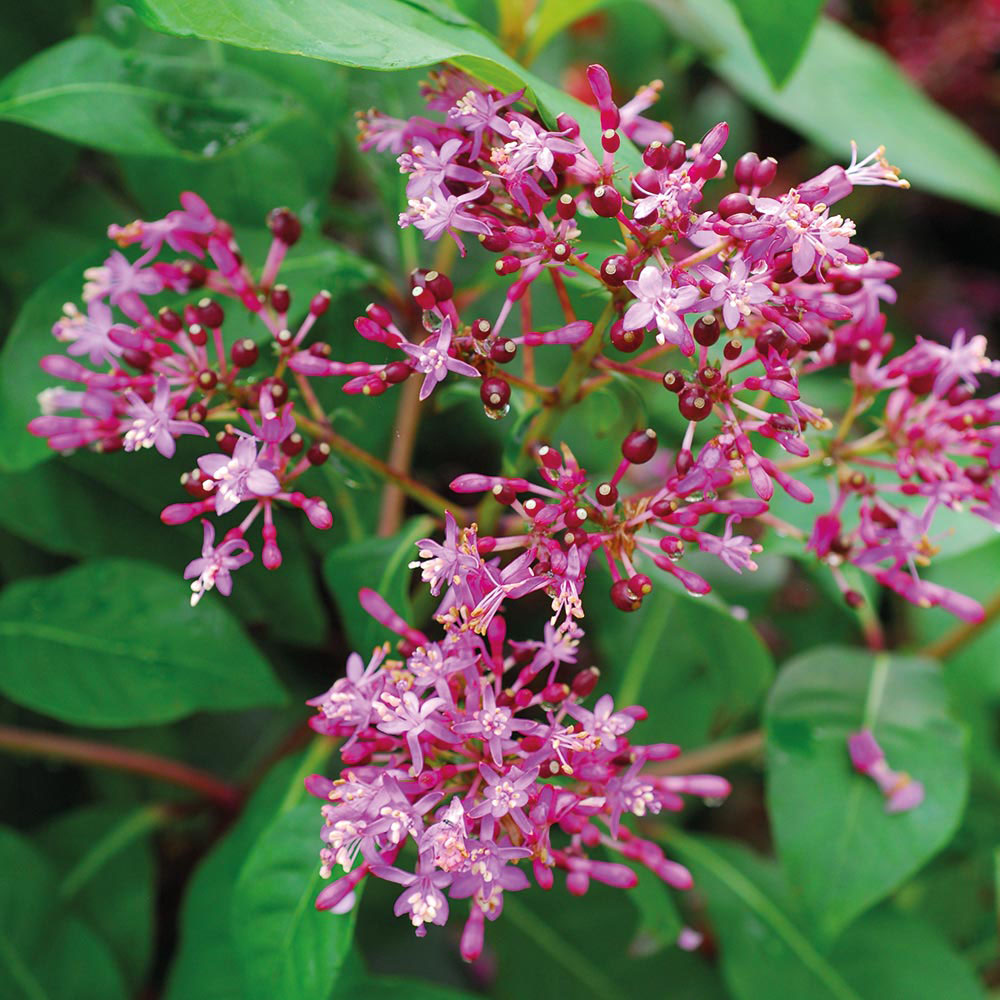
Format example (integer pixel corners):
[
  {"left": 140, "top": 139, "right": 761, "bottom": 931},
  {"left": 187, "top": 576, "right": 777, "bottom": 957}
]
[
  {"left": 588, "top": 580, "right": 774, "bottom": 748},
  {"left": 0, "top": 559, "right": 286, "bottom": 726},
  {"left": 0, "top": 825, "right": 129, "bottom": 1000},
  {"left": 323, "top": 516, "right": 433, "bottom": 652},
  {"left": 124, "top": 0, "right": 644, "bottom": 180},
  {"left": 232, "top": 802, "right": 356, "bottom": 1000},
  {"left": 668, "top": 832, "right": 986, "bottom": 1000},
  {"left": 765, "top": 648, "right": 968, "bottom": 943},
  {"left": 0, "top": 35, "right": 304, "bottom": 158},
  {"left": 35, "top": 804, "right": 158, "bottom": 991},
  {"left": 727, "top": 0, "right": 824, "bottom": 85},
  {"left": 650, "top": 0, "right": 1000, "bottom": 214}
]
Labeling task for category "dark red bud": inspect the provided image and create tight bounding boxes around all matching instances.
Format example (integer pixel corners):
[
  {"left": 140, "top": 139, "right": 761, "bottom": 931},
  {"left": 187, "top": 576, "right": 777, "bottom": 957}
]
[
  {"left": 595, "top": 482, "right": 618, "bottom": 506},
  {"left": 678, "top": 386, "right": 712, "bottom": 421},
  {"left": 267, "top": 206, "right": 302, "bottom": 245},
  {"left": 281, "top": 432, "right": 304, "bottom": 456},
  {"left": 307, "top": 441, "right": 331, "bottom": 466},
  {"left": 197, "top": 297, "right": 224, "bottom": 328},
  {"left": 610, "top": 578, "right": 642, "bottom": 612},
  {"left": 643, "top": 141, "right": 669, "bottom": 170},
  {"left": 271, "top": 284, "right": 291, "bottom": 312},
  {"left": 230, "top": 338, "right": 259, "bottom": 368},
  {"left": 693, "top": 314, "right": 720, "bottom": 346},
  {"left": 480, "top": 377, "right": 511, "bottom": 409},
  {"left": 610, "top": 321, "right": 643, "bottom": 353},
  {"left": 662, "top": 369, "right": 685, "bottom": 393},
  {"left": 622, "top": 428, "right": 658, "bottom": 464},
  {"left": 590, "top": 184, "right": 623, "bottom": 218},
  {"left": 490, "top": 338, "right": 517, "bottom": 363}
]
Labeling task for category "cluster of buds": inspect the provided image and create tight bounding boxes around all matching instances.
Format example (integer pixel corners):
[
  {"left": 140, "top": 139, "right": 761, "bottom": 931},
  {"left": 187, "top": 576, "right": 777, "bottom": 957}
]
[
  {"left": 28, "top": 195, "right": 337, "bottom": 603},
  {"left": 306, "top": 547, "right": 728, "bottom": 956},
  {"left": 450, "top": 437, "right": 766, "bottom": 615}
]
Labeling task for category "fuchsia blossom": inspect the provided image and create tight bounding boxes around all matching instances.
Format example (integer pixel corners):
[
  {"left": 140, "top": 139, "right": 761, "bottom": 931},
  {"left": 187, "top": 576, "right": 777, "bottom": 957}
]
[
  {"left": 123, "top": 376, "right": 208, "bottom": 458},
  {"left": 623, "top": 266, "right": 700, "bottom": 352},
  {"left": 183, "top": 520, "right": 253, "bottom": 606},
  {"left": 306, "top": 558, "right": 730, "bottom": 958}
]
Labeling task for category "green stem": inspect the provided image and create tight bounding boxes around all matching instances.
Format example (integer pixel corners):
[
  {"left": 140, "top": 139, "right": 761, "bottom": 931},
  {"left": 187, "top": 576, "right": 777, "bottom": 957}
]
[
  {"left": 60, "top": 804, "right": 170, "bottom": 902},
  {"left": 295, "top": 414, "right": 463, "bottom": 525}
]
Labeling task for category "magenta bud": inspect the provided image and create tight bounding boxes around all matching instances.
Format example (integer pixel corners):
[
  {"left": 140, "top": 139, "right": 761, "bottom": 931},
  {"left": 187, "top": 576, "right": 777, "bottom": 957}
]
[
  {"left": 566, "top": 870, "right": 590, "bottom": 896},
  {"left": 655, "top": 860, "right": 693, "bottom": 890},
  {"left": 460, "top": 906, "right": 485, "bottom": 963},
  {"left": 303, "top": 497, "right": 333, "bottom": 530},
  {"left": 160, "top": 501, "right": 207, "bottom": 525}
]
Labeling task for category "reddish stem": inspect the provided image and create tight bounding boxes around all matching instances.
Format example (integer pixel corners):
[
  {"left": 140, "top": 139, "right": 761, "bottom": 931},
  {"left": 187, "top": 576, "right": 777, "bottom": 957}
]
[{"left": 0, "top": 724, "right": 240, "bottom": 810}]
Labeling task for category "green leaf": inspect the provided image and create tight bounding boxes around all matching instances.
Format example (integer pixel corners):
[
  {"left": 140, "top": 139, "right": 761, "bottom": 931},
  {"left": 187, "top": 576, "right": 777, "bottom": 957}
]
[
  {"left": 35, "top": 804, "right": 159, "bottom": 992},
  {"left": 484, "top": 884, "right": 726, "bottom": 1000},
  {"left": 727, "top": 0, "right": 823, "bottom": 86},
  {"left": 665, "top": 832, "right": 985, "bottom": 1000},
  {"left": 588, "top": 580, "right": 773, "bottom": 748},
  {"left": 832, "top": 907, "right": 985, "bottom": 1000},
  {"left": 649, "top": 0, "right": 1000, "bottom": 214},
  {"left": 0, "top": 35, "right": 304, "bottom": 158},
  {"left": 324, "top": 516, "right": 433, "bottom": 652},
  {"left": 0, "top": 825, "right": 128, "bottom": 1000},
  {"left": 765, "top": 648, "right": 967, "bottom": 943},
  {"left": 332, "top": 976, "right": 481, "bottom": 1000},
  {"left": 526, "top": 0, "right": 621, "bottom": 59},
  {"left": 665, "top": 831, "right": 862, "bottom": 1000},
  {"left": 125, "top": 0, "right": 643, "bottom": 181},
  {"left": 232, "top": 801, "right": 357, "bottom": 1000},
  {"left": 0, "top": 558, "right": 286, "bottom": 727},
  {"left": 166, "top": 742, "right": 333, "bottom": 1000}
]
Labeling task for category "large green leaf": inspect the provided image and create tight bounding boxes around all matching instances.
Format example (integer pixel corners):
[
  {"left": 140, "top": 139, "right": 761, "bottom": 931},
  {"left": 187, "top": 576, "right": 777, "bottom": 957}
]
[
  {"left": 650, "top": 0, "right": 1000, "bottom": 214},
  {"left": 0, "top": 825, "right": 128, "bottom": 1000},
  {"left": 166, "top": 742, "right": 337, "bottom": 1000},
  {"left": 666, "top": 832, "right": 984, "bottom": 1000},
  {"left": 765, "top": 648, "right": 967, "bottom": 943},
  {"left": 231, "top": 801, "right": 357, "bottom": 1000},
  {"left": 0, "top": 558, "right": 286, "bottom": 727},
  {"left": 587, "top": 578, "right": 774, "bottom": 749},
  {"left": 125, "top": 0, "right": 643, "bottom": 180},
  {"left": 35, "top": 805, "right": 158, "bottom": 992},
  {"left": 0, "top": 35, "right": 303, "bottom": 157},
  {"left": 727, "top": 0, "right": 824, "bottom": 86},
  {"left": 324, "top": 516, "right": 433, "bottom": 653}
]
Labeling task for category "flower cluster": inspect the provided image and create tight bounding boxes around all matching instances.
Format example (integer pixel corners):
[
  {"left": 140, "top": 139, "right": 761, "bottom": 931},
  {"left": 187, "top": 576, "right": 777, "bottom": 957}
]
[
  {"left": 28, "top": 196, "right": 337, "bottom": 603},
  {"left": 26, "top": 63, "right": 1000, "bottom": 625},
  {"left": 306, "top": 549, "right": 728, "bottom": 956},
  {"left": 318, "top": 64, "right": 995, "bottom": 622}
]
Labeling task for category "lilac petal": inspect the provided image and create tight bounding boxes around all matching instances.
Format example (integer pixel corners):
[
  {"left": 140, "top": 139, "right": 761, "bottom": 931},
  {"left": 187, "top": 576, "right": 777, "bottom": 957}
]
[
  {"left": 198, "top": 454, "right": 230, "bottom": 478},
  {"left": 245, "top": 468, "right": 280, "bottom": 496}
]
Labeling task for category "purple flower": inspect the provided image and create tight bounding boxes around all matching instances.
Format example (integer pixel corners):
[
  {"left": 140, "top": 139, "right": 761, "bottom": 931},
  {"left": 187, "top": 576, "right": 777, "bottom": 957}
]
[
  {"left": 197, "top": 434, "right": 281, "bottom": 515},
  {"left": 83, "top": 250, "right": 163, "bottom": 320},
  {"left": 623, "top": 266, "right": 700, "bottom": 353},
  {"left": 400, "top": 318, "right": 480, "bottom": 401},
  {"left": 701, "top": 257, "right": 772, "bottom": 329},
  {"left": 373, "top": 689, "right": 459, "bottom": 775},
  {"left": 123, "top": 376, "right": 208, "bottom": 458},
  {"left": 697, "top": 515, "right": 761, "bottom": 574},
  {"left": 398, "top": 137, "right": 484, "bottom": 199},
  {"left": 399, "top": 184, "right": 492, "bottom": 254},
  {"left": 53, "top": 301, "right": 127, "bottom": 367},
  {"left": 369, "top": 863, "right": 452, "bottom": 936},
  {"left": 410, "top": 511, "right": 481, "bottom": 594},
  {"left": 183, "top": 520, "right": 253, "bottom": 605},
  {"left": 565, "top": 693, "right": 636, "bottom": 748},
  {"left": 467, "top": 763, "right": 539, "bottom": 833},
  {"left": 446, "top": 86, "right": 520, "bottom": 158}
]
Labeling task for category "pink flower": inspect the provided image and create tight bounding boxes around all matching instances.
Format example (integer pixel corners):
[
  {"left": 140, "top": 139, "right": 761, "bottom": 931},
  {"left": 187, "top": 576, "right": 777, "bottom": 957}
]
[
  {"left": 701, "top": 257, "right": 772, "bottom": 329},
  {"left": 183, "top": 520, "right": 253, "bottom": 605},
  {"left": 400, "top": 317, "right": 480, "bottom": 400},
  {"left": 622, "top": 266, "right": 700, "bottom": 353},
  {"left": 198, "top": 435, "right": 281, "bottom": 515},
  {"left": 123, "top": 376, "right": 208, "bottom": 458}
]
